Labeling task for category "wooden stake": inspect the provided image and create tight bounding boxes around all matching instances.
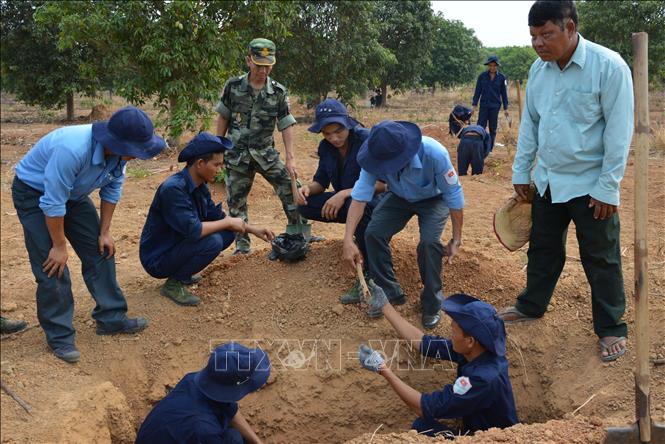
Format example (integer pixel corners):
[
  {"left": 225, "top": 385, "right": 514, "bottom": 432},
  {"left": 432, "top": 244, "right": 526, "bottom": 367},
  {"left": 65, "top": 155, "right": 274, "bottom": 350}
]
[
  {"left": 632, "top": 31, "right": 650, "bottom": 444},
  {"left": 516, "top": 80, "right": 523, "bottom": 123},
  {"left": 1, "top": 379, "right": 32, "bottom": 414}
]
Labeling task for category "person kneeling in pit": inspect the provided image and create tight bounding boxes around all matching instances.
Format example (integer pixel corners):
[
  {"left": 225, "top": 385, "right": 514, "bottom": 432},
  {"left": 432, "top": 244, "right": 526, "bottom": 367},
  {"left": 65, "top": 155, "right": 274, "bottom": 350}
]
[
  {"left": 295, "top": 98, "right": 385, "bottom": 300},
  {"left": 140, "top": 133, "right": 274, "bottom": 306},
  {"left": 358, "top": 284, "right": 518, "bottom": 437},
  {"left": 136, "top": 342, "right": 268, "bottom": 444}
]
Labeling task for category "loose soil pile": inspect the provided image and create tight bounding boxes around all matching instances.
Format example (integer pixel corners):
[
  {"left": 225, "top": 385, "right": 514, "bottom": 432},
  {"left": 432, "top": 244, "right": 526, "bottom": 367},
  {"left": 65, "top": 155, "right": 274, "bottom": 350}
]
[{"left": 1, "top": 92, "right": 664, "bottom": 443}]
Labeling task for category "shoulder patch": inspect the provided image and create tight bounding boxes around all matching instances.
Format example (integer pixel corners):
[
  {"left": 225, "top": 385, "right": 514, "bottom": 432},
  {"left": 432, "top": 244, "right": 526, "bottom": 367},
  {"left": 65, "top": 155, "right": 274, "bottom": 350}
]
[
  {"left": 453, "top": 376, "right": 472, "bottom": 395},
  {"left": 445, "top": 167, "right": 458, "bottom": 185}
]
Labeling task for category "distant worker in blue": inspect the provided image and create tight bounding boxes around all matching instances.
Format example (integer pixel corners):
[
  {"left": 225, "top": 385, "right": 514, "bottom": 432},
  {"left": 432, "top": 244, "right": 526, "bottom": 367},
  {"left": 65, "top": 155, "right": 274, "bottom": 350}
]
[
  {"left": 472, "top": 55, "right": 509, "bottom": 151},
  {"left": 457, "top": 125, "right": 492, "bottom": 176},
  {"left": 12, "top": 106, "right": 165, "bottom": 363},
  {"left": 358, "top": 290, "right": 518, "bottom": 437},
  {"left": 136, "top": 342, "right": 269, "bottom": 444},
  {"left": 140, "top": 133, "right": 274, "bottom": 307},
  {"left": 295, "top": 99, "right": 385, "bottom": 302},
  {"left": 342, "top": 120, "right": 464, "bottom": 329}
]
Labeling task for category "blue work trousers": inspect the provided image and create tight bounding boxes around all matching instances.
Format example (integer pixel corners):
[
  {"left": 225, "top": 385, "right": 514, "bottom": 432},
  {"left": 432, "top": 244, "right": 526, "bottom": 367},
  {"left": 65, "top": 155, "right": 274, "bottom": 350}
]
[
  {"left": 365, "top": 192, "right": 449, "bottom": 316},
  {"left": 142, "top": 231, "right": 235, "bottom": 282},
  {"left": 11, "top": 177, "right": 129, "bottom": 349},
  {"left": 298, "top": 192, "right": 380, "bottom": 267},
  {"left": 457, "top": 136, "right": 486, "bottom": 176},
  {"left": 412, "top": 417, "right": 455, "bottom": 438},
  {"left": 477, "top": 106, "right": 500, "bottom": 150}
]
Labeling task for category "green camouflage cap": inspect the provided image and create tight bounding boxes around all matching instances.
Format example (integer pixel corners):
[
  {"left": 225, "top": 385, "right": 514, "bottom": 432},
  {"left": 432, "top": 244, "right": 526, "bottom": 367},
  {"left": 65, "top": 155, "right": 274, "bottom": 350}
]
[{"left": 249, "top": 38, "right": 276, "bottom": 66}]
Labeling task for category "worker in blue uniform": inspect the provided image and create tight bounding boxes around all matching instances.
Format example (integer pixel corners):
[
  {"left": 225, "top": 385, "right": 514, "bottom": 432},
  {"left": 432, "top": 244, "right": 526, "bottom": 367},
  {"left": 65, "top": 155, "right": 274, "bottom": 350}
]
[
  {"left": 457, "top": 125, "right": 492, "bottom": 176},
  {"left": 140, "top": 132, "right": 274, "bottom": 306},
  {"left": 136, "top": 342, "right": 269, "bottom": 444},
  {"left": 472, "top": 55, "right": 509, "bottom": 151},
  {"left": 358, "top": 288, "right": 518, "bottom": 437},
  {"left": 295, "top": 98, "right": 385, "bottom": 302}
]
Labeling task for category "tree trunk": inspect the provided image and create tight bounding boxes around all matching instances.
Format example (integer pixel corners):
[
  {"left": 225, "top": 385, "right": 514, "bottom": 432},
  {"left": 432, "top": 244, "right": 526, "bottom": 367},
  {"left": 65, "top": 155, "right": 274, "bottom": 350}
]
[
  {"left": 66, "top": 92, "right": 74, "bottom": 121},
  {"left": 380, "top": 82, "right": 388, "bottom": 108},
  {"left": 167, "top": 95, "right": 180, "bottom": 149}
]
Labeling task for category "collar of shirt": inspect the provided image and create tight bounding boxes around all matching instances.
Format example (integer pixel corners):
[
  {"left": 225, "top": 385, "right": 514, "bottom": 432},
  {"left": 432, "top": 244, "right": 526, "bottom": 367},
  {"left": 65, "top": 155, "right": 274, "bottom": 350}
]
[
  {"left": 240, "top": 73, "right": 275, "bottom": 95},
  {"left": 546, "top": 33, "right": 587, "bottom": 72}
]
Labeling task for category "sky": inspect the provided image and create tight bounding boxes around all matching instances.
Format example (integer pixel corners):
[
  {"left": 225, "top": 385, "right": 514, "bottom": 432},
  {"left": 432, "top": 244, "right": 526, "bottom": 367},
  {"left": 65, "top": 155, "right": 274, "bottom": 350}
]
[{"left": 431, "top": 1, "right": 535, "bottom": 48}]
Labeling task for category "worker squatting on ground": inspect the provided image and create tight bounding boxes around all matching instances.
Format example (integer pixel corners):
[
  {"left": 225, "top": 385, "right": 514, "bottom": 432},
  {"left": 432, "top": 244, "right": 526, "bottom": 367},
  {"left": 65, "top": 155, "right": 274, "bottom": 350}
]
[
  {"left": 12, "top": 106, "right": 165, "bottom": 363},
  {"left": 215, "top": 38, "right": 310, "bottom": 255},
  {"left": 498, "top": 0, "right": 634, "bottom": 362},
  {"left": 294, "top": 98, "right": 386, "bottom": 301},
  {"left": 457, "top": 124, "right": 492, "bottom": 176},
  {"left": 472, "top": 55, "right": 509, "bottom": 152},
  {"left": 136, "top": 342, "right": 269, "bottom": 444},
  {"left": 139, "top": 132, "right": 275, "bottom": 306},
  {"left": 342, "top": 120, "right": 464, "bottom": 330},
  {"left": 358, "top": 286, "right": 518, "bottom": 437}
]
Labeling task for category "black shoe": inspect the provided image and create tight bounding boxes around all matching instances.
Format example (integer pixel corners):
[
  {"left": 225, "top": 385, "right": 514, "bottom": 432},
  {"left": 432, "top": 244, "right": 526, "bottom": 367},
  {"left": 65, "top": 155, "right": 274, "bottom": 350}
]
[
  {"left": 232, "top": 249, "right": 250, "bottom": 256},
  {"left": 389, "top": 295, "right": 407, "bottom": 306},
  {"left": 96, "top": 317, "right": 148, "bottom": 335},
  {"left": 0, "top": 316, "right": 27, "bottom": 334},
  {"left": 422, "top": 313, "right": 441, "bottom": 329},
  {"left": 308, "top": 234, "right": 326, "bottom": 243}
]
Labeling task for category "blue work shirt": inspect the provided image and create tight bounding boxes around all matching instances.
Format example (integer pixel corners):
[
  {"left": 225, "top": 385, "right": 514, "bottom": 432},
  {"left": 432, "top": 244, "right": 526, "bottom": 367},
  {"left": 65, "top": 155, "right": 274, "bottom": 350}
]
[
  {"left": 313, "top": 126, "right": 369, "bottom": 192},
  {"left": 472, "top": 71, "right": 509, "bottom": 110},
  {"left": 419, "top": 335, "right": 518, "bottom": 434},
  {"left": 135, "top": 373, "right": 239, "bottom": 444},
  {"left": 460, "top": 125, "right": 492, "bottom": 158},
  {"left": 512, "top": 34, "right": 634, "bottom": 206},
  {"left": 140, "top": 169, "right": 225, "bottom": 268},
  {"left": 351, "top": 136, "right": 464, "bottom": 210},
  {"left": 14, "top": 124, "right": 126, "bottom": 217}
]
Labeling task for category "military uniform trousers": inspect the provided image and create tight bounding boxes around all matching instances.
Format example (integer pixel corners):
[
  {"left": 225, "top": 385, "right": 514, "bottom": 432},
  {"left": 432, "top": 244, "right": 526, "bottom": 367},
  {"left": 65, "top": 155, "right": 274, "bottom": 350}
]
[
  {"left": 11, "top": 177, "right": 129, "bottom": 349},
  {"left": 477, "top": 106, "right": 500, "bottom": 151},
  {"left": 516, "top": 187, "right": 627, "bottom": 338},
  {"left": 225, "top": 153, "right": 304, "bottom": 252},
  {"left": 365, "top": 192, "right": 450, "bottom": 316}
]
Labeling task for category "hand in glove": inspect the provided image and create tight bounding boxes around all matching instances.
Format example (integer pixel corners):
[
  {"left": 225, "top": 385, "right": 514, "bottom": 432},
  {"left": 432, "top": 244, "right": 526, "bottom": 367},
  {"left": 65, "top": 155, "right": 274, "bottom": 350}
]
[
  {"left": 358, "top": 343, "right": 385, "bottom": 372},
  {"left": 366, "top": 279, "right": 388, "bottom": 318}
]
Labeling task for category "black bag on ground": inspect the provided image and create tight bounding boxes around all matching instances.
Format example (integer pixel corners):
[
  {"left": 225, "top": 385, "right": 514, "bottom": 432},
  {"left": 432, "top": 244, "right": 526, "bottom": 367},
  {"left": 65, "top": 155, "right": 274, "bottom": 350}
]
[{"left": 270, "top": 233, "right": 309, "bottom": 262}]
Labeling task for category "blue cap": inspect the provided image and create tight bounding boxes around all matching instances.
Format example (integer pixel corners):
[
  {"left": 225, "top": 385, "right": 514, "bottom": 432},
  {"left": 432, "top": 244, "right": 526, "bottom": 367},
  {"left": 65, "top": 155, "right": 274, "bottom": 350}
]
[
  {"left": 357, "top": 120, "right": 422, "bottom": 175},
  {"left": 442, "top": 294, "right": 506, "bottom": 356},
  {"left": 194, "top": 342, "right": 271, "bottom": 402},
  {"left": 178, "top": 132, "right": 234, "bottom": 163},
  {"left": 307, "top": 98, "right": 360, "bottom": 133},
  {"left": 92, "top": 106, "right": 165, "bottom": 159},
  {"left": 484, "top": 55, "right": 501, "bottom": 66}
]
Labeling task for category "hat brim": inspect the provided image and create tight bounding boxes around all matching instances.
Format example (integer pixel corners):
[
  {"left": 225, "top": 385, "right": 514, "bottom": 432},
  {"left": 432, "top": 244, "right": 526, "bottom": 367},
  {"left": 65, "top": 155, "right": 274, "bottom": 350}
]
[
  {"left": 484, "top": 60, "right": 501, "bottom": 66},
  {"left": 250, "top": 54, "right": 276, "bottom": 66},
  {"left": 357, "top": 121, "right": 421, "bottom": 175},
  {"left": 92, "top": 121, "right": 165, "bottom": 160},
  {"left": 194, "top": 354, "right": 271, "bottom": 403},
  {"left": 307, "top": 115, "right": 359, "bottom": 133},
  {"left": 493, "top": 198, "right": 531, "bottom": 252}
]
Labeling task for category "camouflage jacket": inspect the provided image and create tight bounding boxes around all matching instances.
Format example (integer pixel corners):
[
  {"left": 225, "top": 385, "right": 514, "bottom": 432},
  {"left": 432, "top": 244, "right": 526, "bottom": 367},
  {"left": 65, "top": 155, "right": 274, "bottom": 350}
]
[{"left": 215, "top": 73, "right": 296, "bottom": 169}]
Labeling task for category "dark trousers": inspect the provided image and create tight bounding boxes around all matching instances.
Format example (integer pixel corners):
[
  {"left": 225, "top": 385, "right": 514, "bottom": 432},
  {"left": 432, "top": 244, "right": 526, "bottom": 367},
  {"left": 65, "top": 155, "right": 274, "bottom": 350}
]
[
  {"left": 477, "top": 106, "right": 499, "bottom": 150},
  {"left": 412, "top": 417, "right": 455, "bottom": 438},
  {"left": 298, "top": 192, "right": 378, "bottom": 266},
  {"left": 365, "top": 192, "right": 449, "bottom": 316},
  {"left": 12, "top": 177, "right": 129, "bottom": 349},
  {"left": 142, "top": 231, "right": 235, "bottom": 281},
  {"left": 516, "top": 188, "right": 627, "bottom": 338},
  {"left": 457, "top": 136, "right": 485, "bottom": 175}
]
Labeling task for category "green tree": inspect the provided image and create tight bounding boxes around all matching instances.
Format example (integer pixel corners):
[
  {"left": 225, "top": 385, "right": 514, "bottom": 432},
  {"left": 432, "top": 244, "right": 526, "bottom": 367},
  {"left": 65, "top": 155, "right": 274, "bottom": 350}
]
[
  {"left": 421, "top": 14, "right": 482, "bottom": 91},
  {"left": 277, "top": 1, "right": 393, "bottom": 106},
  {"left": 373, "top": 1, "right": 435, "bottom": 106},
  {"left": 578, "top": 0, "right": 665, "bottom": 84},
  {"left": 1, "top": 0, "right": 102, "bottom": 120},
  {"left": 480, "top": 46, "right": 538, "bottom": 82},
  {"left": 38, "top": 0, "right": 297, "bottom": 147}
]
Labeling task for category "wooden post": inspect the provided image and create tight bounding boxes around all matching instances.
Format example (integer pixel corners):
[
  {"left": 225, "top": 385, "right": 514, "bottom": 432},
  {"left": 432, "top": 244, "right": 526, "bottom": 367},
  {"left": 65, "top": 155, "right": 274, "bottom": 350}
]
[
  {"left": 515, "top": 80, "right": 522, "bottom": 123},
  {"left": 632, "top": 31, "right": 650, "bottom": 443}
]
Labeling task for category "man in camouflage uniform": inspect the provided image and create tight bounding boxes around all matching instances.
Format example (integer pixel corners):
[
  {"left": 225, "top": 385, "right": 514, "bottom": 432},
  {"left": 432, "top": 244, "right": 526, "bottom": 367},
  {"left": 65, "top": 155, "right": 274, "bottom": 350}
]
[{"left": 215, "top": 38, "right": 306, "bottom": 254}]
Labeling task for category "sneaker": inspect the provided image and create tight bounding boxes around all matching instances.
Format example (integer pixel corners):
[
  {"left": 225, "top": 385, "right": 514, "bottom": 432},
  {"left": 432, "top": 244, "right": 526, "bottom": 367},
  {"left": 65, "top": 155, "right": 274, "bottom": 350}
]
[
  {"left": 96, "top": 317, "right": 149, "bottom": 335},
  {"left": 0, "top": 316, "right": 27, "bottom": 334},
  {"left": 160, "top": 278, "right": 201, "bottom": 306},
  {"left": 422, "top": 313, "right": 441, "bottom": 329},
  {"left": 180, "top": 274, "right": 202, "bottom": 285},
  {"left": 340, "top": 279, "right": 362, "bottom": 304},
  {"left": 51, "top": 344, "right": 81, "bottom": 363}
]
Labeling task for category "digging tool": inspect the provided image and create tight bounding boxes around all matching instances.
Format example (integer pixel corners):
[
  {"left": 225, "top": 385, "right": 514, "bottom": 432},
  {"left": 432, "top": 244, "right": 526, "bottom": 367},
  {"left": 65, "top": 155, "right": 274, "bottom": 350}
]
[
  {"left": 604, "top": 32, "right": 665, "bottom": 444},
  {"left": 286, "top": 173, "right": 311, "bottom": 240},
  {"left": 356, "top": 262, "right": 370, "bottom": 304}
]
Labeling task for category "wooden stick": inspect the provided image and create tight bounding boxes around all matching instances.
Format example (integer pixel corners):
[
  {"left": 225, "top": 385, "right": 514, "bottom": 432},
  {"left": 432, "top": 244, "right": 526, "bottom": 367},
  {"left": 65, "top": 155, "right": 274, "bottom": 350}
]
[
  {"left": 632, "top": 31, "right": 651, "bottom": 443},
  {"left": 356, "top": 262, "right": 370, "bottom": 302},
  {"left": 516, "top": 80, "right": 523, "bottom": 123},
  {"left": 571, "top": 393, "right": 597, "bottom": 415},
  {"left": 1, "top": 379, "right": 32, "bottom": 414}
]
